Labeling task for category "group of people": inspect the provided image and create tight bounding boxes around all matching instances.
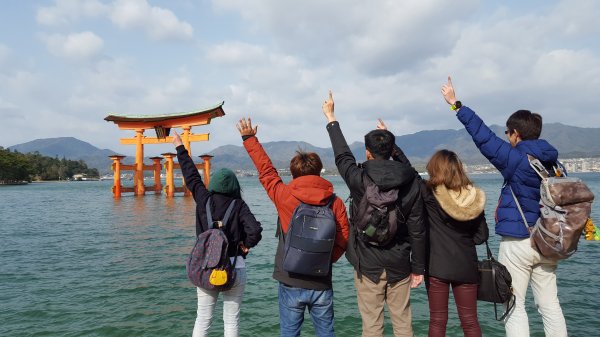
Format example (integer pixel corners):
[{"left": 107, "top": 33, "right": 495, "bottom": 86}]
[{"left": 173, "top": 76, "right": 567, "bottom": 337}]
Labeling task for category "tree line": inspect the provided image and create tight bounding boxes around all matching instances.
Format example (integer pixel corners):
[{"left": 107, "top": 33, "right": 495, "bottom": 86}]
[{"left": 0, "top": 147, "right": 99, "bottom": 183}]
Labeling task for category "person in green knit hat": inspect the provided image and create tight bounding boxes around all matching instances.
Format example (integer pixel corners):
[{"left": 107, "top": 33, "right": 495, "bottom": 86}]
[
  {"left": 173, "top": 130, "right": 263, "bottom": 337},
  {"left": 208, "top": 168, "right": 242, "bottom": 200}
]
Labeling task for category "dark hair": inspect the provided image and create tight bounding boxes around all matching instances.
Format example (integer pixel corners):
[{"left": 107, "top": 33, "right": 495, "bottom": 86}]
[
  {"left": 364, "top": 129, "right": 395, "bottom": 160},
  {"left": 426, "top": 149, "right": 472, "bottom": 191},
  {"left": 506, "top": 110, "right": 542, "bottom": 140},
  {"left": 290, "top": 151, "right": 323, "bottom": 178}
]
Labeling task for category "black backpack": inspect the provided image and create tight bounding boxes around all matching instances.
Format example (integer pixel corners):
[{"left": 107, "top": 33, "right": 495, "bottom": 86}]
[
  {"left": 281, "top": 195, "right": 337, "bottom": 276},
  {"left": 351, "top": 174, "right": 403, "bottom": 246}
]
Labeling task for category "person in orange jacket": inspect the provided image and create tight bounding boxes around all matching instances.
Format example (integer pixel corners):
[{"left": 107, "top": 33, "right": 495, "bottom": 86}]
[{"left": 237, "top": 117, "right": 350, "bottom": 337}]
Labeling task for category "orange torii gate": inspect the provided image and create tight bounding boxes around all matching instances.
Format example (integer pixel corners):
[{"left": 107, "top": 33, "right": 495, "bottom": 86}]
[{"left": 104, "top": 102, "right": 225, "bottom": 198}]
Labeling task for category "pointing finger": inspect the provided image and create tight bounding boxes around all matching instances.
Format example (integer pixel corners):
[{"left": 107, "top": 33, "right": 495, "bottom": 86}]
[{"left": 328, "top": 90, "right": 333, "bottom": 101}]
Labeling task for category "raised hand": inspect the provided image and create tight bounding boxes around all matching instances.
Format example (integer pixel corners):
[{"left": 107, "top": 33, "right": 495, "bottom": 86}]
[
  {"left": 236, "top": 117, "right": 258, "bottom": 137},
  {"left": 172, "top": 130, "right": 183, "bottom": 147},
  {"left": 322, "top": 90, "right": 336, "bottom": 123},
  {"left": 376, "top": 118, "right": 387, "bottom": 130},
  {"left": 441, "top": 76, "right": 457, "bottom": 106}
]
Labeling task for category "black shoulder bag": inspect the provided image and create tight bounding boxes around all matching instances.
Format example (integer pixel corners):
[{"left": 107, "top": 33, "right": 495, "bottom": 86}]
[{"left": 477, "top": 241, "right": 516, "bottom": 321}]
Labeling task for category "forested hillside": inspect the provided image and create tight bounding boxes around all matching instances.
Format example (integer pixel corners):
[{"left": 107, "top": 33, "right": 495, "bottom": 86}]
[{"left": 0, "top": 147, "right": 99, "bottom": 183}]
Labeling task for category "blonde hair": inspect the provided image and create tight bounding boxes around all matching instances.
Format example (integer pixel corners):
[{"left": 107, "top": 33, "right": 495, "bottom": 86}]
[{"left": 426, "top": 149, "right": 472, "bottom": 191}]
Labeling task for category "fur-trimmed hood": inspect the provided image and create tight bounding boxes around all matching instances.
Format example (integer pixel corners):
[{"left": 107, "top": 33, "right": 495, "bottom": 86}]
[{"left": 433, "top": 184, "right": 486, "bottom": 221}]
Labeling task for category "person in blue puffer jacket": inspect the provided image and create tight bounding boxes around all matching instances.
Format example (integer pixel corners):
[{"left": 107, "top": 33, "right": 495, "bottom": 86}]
[{"left": 441, "top": 77, "right": 567, "bottom": 337}]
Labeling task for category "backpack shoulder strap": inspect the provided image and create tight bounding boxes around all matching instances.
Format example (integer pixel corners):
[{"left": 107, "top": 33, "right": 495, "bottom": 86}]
[
  {"left": 221, "top": 200, "right": 237, "bottom": 228},
  {"left": 527, "top": 155, "right": 549, "bottom": 180},
  {"left": 205, "top": 196, "right": 237, "bottom": 229},
  {"left": 325, "top": 194, "right": 336, "bottom": 208},
  {"left": 508, "top": 185, "right": 529, "bottom": 232},
  {"left": 205, "top": 196, "right": 214, "bottom": 226}
]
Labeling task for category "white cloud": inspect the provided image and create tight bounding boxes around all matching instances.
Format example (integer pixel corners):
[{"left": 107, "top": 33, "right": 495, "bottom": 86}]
[
  {"left": 36, "top": 0, "right": 108, "bottom": 26},
  {"left": 206, "top": 0, "right": 600, "bottom": 143},
  {"left": 110, "top": 0, "right": 193, "bottom": 41},
  {"left": 206, "top": 42, "right": 266, "bottom": 66},
  {"left": 41, "top": 31, "right": 104, "bottom": 61},
  {"left": 213, "top": 0, "right": 476, "bottom": 76}
]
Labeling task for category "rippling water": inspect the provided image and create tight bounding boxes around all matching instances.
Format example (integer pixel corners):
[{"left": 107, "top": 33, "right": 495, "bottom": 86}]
[{"left": 1, "top": 173, "right": 599, "bottom": 337}]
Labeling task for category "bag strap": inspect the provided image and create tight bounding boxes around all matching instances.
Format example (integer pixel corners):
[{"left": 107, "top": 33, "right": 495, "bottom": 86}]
[
  {"left": 205, "top": 196, "right": 237, "bottom": 229},
  {"left": 205, "top": 196, "right": 240, "bottom": 267},
  {"left": 508, "top": 185, "right": 530, "bottom": 233},
  {"left": 527, "top": 155, "right": 550, "bottom": 180},
  {"left": 528, "top": 155, "right": 566, "bottom": 178},
  {"left": 484, "top": 241, "right": 494, "bottom": 260}
]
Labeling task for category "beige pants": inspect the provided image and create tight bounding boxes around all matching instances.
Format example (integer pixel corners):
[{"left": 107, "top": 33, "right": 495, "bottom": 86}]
[{"left": 354, "top": 270, "right": 413, "bottom": 337}]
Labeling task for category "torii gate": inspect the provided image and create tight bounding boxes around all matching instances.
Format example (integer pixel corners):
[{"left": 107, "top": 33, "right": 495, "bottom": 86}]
[{"left": 104, "top": 102, "right": 225, "bottom": 198}]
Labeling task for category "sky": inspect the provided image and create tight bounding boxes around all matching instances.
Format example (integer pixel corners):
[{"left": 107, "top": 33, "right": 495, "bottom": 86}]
[{"left": 1, "top": 0, "right": 599, "bottom": 157}]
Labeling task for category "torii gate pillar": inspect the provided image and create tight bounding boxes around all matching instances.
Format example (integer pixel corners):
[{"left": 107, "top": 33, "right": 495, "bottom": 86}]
[{"left": 134, "top": 129, "right": 145, "bottom": 196}]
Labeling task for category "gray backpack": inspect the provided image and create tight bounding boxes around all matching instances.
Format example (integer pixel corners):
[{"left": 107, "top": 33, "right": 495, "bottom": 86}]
[{"left": 512, "top": 157, "right": 595, "bottom": 260}]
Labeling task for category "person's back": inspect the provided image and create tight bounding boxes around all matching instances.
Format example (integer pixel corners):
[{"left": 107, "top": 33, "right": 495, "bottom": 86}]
[
  {"left": 321, "top": 92, "right": 425, "bottom": 337},
  {"left": 237, "top": 117, "right": 349, "bottom": 337},
  {"left": 441, "top": 77, "right": 567, "bottom": 337},
  {"left": 173, "top": 131, "right": 263, "bottom": 337}
]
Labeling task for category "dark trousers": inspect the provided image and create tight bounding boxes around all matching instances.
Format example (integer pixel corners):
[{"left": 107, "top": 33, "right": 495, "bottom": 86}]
[{"left": 427, "top": 276, "right": 482, "bottom": 337}]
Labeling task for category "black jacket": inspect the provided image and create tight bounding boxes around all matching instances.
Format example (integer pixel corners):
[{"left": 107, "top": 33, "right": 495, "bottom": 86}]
[
  {"left": 176, "top": 146, "right": 263, "bottom": 258},
  {"left": 420, "top": 183, "right": 488, "bottom": 284},
  {"left": 326, "top": 122, "right": 426, "bottom": 284}
]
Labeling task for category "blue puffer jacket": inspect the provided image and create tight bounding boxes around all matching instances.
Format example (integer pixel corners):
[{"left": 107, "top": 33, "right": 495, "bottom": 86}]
[{"left": 457, "top": 106, "right": 558, "bottom": 238}]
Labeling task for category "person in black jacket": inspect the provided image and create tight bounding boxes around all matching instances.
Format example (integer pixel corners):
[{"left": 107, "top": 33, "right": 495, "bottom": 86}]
[
  {"left": 421, "top": 150, "right": 488, "bottom": 337},
  {"left": 173, "top": 131, "right": 263, "bottom": 337},
  {"left": 322, "top": 92, "right": 426, "bottom": 337}
]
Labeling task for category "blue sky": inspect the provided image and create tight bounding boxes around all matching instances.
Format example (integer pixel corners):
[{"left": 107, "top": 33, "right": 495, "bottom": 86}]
[{"left": 1, "top": 0, "right": 599, "bottom": 157}]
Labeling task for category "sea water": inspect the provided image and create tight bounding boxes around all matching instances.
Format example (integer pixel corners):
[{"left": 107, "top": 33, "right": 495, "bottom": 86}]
[{"left": 1, "top": 173, "right": 599, "bottom": 337}]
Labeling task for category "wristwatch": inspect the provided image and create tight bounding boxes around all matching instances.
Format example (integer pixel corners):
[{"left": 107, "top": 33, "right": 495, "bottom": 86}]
[{"left": 450, "top": 101, "right": 462, "bottom": 111}]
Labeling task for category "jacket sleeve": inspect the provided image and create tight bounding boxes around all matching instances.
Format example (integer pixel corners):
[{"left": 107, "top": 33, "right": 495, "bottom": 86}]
[
  {"left": 331, "top": 197, "right": 350, "bottom": 263},
  {"left": 326, "top": 121, "right": 364, "bottom": 194},
  {"left": 243, "top": 136, "right": 287, "bottom": 205},
  {"left": 456, "top": 106, "right": 522, "bottom": 179},
  {"left": 392, "top": 144, "right": 411, "bottom": 166},
  {"left": 472, "top": 212, "right": 489, "bottom": 245},
  {"left": 238, "top": 201, "right": 263, "bottom": 248},
  {"left": 176, "top": 145, "right": 210, "bottom": 203},
  {"left": 406, "top": 182, "right": 426, "bottom": 275}
]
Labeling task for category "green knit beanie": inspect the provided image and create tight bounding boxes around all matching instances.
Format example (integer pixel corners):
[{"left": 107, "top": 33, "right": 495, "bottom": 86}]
[{"left": 208, "top": 168, "right": 241, "bottom": 199}]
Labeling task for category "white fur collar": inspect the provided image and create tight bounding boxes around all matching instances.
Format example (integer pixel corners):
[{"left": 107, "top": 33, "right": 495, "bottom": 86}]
[{"left": 433, "top": 184, "right": 486, "bottom": 221}]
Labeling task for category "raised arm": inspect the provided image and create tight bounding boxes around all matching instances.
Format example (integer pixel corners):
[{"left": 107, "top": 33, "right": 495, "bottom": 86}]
[
  {"left": 376, "top": 118, "right": 412, "bottom": 166},
  {"left": 237, "top": 118, "right": 287, "bottom": 204},
  {"left": 173, "top": 130, "right": 210, "bottom": 202},
  {"left": 322, "top": 90, "right": 364, "bottom": 193},
  {"left": 442, "top": 76, "right": 517, "bottom": 178}
]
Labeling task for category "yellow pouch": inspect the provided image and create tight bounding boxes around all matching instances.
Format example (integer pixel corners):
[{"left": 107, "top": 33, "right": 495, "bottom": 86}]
[{"left": 209, "top": 269, "right": 228, "bottom": 286}]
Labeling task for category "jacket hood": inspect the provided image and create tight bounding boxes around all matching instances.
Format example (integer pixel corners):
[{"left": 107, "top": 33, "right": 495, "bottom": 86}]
[
  {"left": 288, "top": 175, "right": 334, "bottom": 205},
  {"left": 433, "top": 185, "right": 486, "bottom": 221},
  {"left": 362, "top": 159, "right": 416, "bottom": 191},
  {"left": 516, "top": 139, "right": 558, "bottom": 163},
  {"left": 208, "top": 168, "right": 241, "bottom": 199}
]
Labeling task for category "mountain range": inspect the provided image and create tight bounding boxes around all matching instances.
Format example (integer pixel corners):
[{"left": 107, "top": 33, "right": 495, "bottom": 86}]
[{"left": 6, "top": 123, "right": 600, "bottom": 174}]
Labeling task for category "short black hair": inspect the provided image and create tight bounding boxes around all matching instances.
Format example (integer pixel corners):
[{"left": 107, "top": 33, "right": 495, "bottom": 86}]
[
  {"left": 364, "top": 129, "right": 395, "bottom": 159},
  {"left": 506, "top": 110, "right": 542, "bottom": 140}
]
